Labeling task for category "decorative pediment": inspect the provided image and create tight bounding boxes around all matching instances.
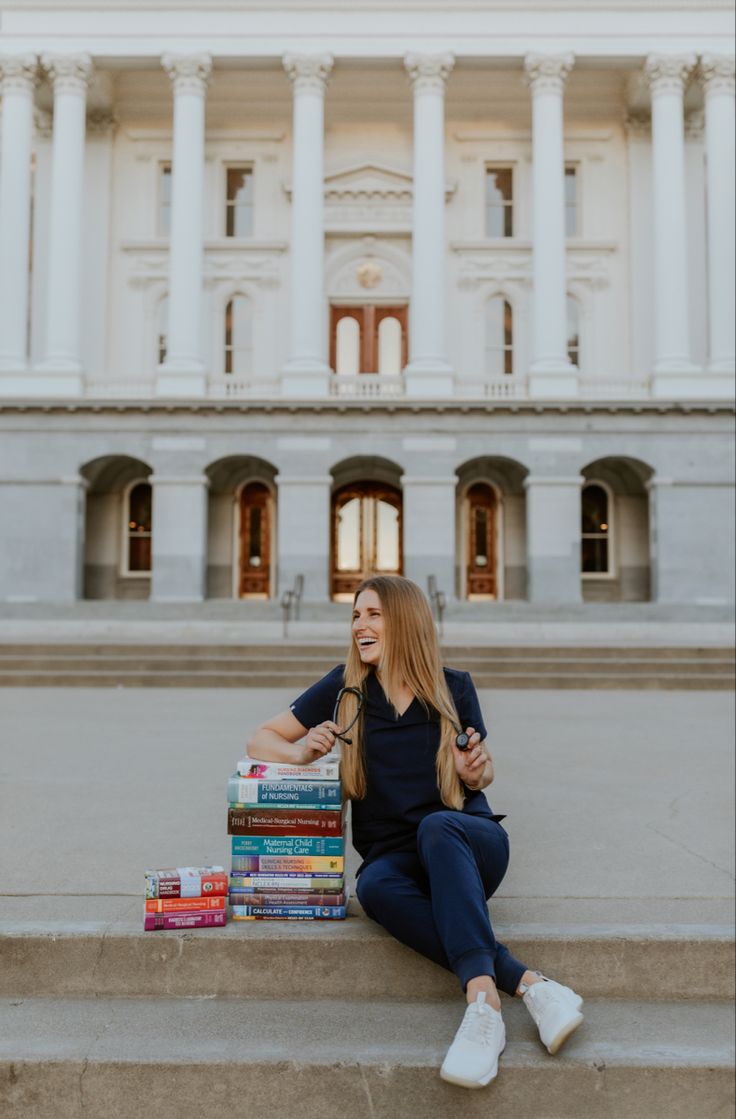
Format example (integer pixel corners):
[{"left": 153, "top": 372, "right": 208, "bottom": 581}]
[{"left": 284, "top": 163, "right": 454, "bottom": 229}]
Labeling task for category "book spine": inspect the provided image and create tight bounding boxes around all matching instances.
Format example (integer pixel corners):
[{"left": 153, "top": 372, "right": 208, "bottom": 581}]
[
  {"left": 237, "top": 760, "right": 341, "bottom": 782},
  {"left": 229, "top": 874, "right": 344, "bottom": 890},
  {"left": 230, "top": 835, "right": 344, "bottom": 857},
  {"left": 228, "top": 891, "right": 345, "bottom": 906},
  {"left": 143, "top": 911, "right": 228, "bottom": 931},
  {"left": 228, "top": 852, "right": 344, "bottom": 873},
  {"left": 227, "top": 777, "right": 341, "bottom": 806},
  {"left": 145, "top": 873, "right": 228, "bottom": 899},
  {"left": 145, "top": 896, "right": 226, "bottom": 914},
  {"left": 230, "top": 904, "right": 347, "bottom": 919},
  {"left": 227, "top": 807, "right": 345, "bottom": 837}
]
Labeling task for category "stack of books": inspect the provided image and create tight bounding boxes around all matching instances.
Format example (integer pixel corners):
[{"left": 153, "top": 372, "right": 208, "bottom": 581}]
[
  {"left": 227, "top": 756, "right": 347, "bottom": 920},
  {"left": 144, "top": 865, "right": 228, "bottom": 930}
]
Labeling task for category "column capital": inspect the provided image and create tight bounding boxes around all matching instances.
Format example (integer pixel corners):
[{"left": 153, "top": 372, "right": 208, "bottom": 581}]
[
  {"left": 41, "top": 53, "right": 93, "bottom": 96},
  {"left": 282, "top": 53, "right": 333, "bottom": 95},
  {"left": 404, "top": 52, "right": 454, "bottom": 94},
  {"left": 700, "top": 53, "right": 735, "bottom": 98},
  {"left": 644, "top": 53, "right": 696, "bottom": 98},
  {"left": 162, "top": 53, "right": 212, "bottom": 96},
  {"left": 0, "top": 53, "right": 38, "bottom": 95},
  {"left": 523, "top": 52, "right": 574, "bottom": 95}
]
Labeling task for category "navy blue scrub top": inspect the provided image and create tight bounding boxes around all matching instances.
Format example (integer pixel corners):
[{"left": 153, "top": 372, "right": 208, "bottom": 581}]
[{"left": 290, "top": 665, "right": 499, "bottom": 872}]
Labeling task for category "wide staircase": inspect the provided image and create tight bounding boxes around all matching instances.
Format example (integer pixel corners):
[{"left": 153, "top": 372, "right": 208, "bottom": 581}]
[
  {"left": 0, "top": 641, "right": 734, "bottom": 688},
  {"left": 1, "top": 890, "right": 733, "bottom": 1118}
]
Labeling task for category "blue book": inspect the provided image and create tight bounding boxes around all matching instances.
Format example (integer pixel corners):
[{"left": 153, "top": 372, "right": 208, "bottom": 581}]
[
  {"left": 230, "top": 903, "right": 347, "bottom": 919},
  {"left": 227, "top": 775, "right": 341, "bottom": 806},
  {"left": 231, "top": 835, "right": 344, "bottom": 857}
]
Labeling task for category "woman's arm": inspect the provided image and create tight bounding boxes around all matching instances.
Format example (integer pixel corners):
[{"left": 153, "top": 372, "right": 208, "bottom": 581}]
[
  {"left": 247, "top": 709, "right": 341, "bottom": 766},
  {"left": 452, "top": 727, "right": 494, "bottom": 791}
]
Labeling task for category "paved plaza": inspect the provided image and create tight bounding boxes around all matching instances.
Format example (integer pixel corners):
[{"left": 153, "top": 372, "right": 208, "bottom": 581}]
[{"left": 1, "top": 685, "right": 733, "bottom": 929}]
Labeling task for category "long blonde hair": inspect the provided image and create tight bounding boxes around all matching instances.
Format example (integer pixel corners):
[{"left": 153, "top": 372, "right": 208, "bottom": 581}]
[{"left": 339, "top": 574, "right": 465, "bottom": 811}]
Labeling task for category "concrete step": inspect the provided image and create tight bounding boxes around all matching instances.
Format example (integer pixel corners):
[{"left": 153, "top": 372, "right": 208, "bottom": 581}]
[
  {"left": 1, "top": 996, "right": 733, "bottom": 1119},
  {"left": 2, "top": 912, "right": 733, "bottom": 1002}
]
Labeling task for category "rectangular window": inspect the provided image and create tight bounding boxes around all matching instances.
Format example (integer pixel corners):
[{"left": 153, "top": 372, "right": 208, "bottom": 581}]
[
  {"left": 158, "top": 163, "right": 172, "bottom": 236},
  {"left": 565, "top": 165, "right": 578, "bottom": 237},
  {"left": 226, "top": 167, "right": 254, "bottom": 237},
  {"left": 485, "top": 167, "right": 513, "bottom": 238}
]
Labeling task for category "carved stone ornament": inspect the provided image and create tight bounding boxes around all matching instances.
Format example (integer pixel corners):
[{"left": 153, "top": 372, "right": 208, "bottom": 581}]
[
  {"left": 700, "top": 54, "right": 736, "bottom": 97},
  {"left": 41, "top": 53, "right": 93, "bottom": 95},
  {"left": 282, "top": 53, "right": 334, "bottom": 94},
  {"left": 161, "top": 53, "right": 212, "bottom": 96},
  {"left": 404, "top": 53, "right": 455, "bottom": 94},
  {"left": 623, "top": 110, "right": 651, "bottom": 138},
  {"left": 684, "top": 110, "right": 704, "bottom": 141},
  {"left": 87, "top": 109, "right": 118, "bottom": 137},
  {"left": 644, "top": 54, "right": 697, "bottom": 97},
  {"left": 357, "top": 260, "right": 383, "bottom": 289},
  {"left": 523, "top": 53, "right": 574, "bottom": 95},
  {"left": 0, "top": 54, "right": 38, "bottom": 95}
]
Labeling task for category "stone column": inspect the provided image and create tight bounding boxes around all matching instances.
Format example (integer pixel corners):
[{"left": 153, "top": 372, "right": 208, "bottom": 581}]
[
  {"left": 644, "top": 54, "right": 699, "bottom": 396},
  {"left": 524, "top": 53, "right": 577, "bottom": 398},
  {"left": 35, "top": 53, "right": 92, "bottom": 393},
  {"left": 0, "top": 55, "right": 37, "bottom": 380},
  {"left": 404, "top": 53, "right": 455, "bottom": 397},
  {"left": 277, "top": 475, "right": 331, "bottom": 601},
  {"left": 157, "top": 54, "right": 212, "bottom": 397},
  {"left": 150, "top": 474, "right": 209, "bottom": 601},
  {"left": 701, "top": 55, "right": 735, "bottom": 387},
  {"left": 402, "top": 476, "right": 456, "bottom": 596},
  {"left": 281, "top": 54, "right": 333, "bottom": 397},
  {"left": 524, "top": 474, "right": 583, "bottom": 604}
]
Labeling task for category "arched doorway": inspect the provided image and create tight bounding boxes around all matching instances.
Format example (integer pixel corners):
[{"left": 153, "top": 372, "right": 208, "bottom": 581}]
[
  {"left": 238, "top": 481, "right": 272, "bottom": 598},
  {"left": 331, "top": 482, "right": 402, "bottom": 600},
  {"left": 465, "top": 482, "right": 498, "bottom": 599}
]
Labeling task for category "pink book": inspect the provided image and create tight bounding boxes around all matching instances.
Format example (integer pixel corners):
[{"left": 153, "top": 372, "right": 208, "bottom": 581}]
[{"left": 143, "top": 910, "right": 227, "bottom": 931}]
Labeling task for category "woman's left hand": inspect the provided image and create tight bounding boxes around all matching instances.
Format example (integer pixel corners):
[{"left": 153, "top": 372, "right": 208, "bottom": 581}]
[{"left": 452, "top": 727, "right": 492, "bottom": 790}]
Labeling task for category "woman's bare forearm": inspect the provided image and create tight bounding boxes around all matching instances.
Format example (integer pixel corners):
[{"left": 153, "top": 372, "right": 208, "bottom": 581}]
[{"left": 246, "top": 728, "right": 306, "bottom": 763}]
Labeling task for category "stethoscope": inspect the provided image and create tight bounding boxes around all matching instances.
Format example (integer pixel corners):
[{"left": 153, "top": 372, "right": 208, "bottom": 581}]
[{"left": 333, "top": 684, "right": 474, "bottom": 752}]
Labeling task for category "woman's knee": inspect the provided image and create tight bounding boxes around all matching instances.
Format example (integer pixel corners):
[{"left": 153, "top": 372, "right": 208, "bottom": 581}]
[{"left": 417, "top": 809, "right": 463, "bottom": 853}]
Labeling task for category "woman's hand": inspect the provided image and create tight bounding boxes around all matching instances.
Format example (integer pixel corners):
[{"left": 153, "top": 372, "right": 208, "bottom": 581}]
[
  {"left": 452, "top": 727, "right": 494, "bottom": 791},
  {"left": 301, "top": 720, "right": 341, "bottom": 764}
]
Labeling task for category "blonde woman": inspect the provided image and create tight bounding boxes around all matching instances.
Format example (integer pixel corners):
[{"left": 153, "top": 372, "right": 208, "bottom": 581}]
[{"left": 247, "top": 574, "right": 583, "bottom": 1089}]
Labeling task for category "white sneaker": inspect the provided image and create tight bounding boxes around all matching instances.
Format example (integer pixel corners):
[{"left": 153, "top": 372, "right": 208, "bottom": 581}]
[
  {"left": 522, "top": 976, "right": 584, "bottom": 1055},
  {"left": 440, "top": 991, "right": 506, "bottom": 1089}
]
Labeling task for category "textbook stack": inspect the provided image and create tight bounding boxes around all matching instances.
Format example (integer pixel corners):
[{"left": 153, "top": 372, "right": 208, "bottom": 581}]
[
  {"left": 227, "top": 756, "right": 347, "bottom": 920},
  {"left": 143, "top": 865, "right": 228, "bottom": 931}
]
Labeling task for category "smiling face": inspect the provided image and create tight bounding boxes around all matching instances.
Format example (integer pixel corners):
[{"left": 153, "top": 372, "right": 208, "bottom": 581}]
[{"left": 352, "top": 587, "right": 385, "bottom": 667}]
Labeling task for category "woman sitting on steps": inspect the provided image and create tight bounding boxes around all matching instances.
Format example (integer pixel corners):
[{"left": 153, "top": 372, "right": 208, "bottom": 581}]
[{"left": 247, "top": 573, "right": 584, "bottom": 1090}]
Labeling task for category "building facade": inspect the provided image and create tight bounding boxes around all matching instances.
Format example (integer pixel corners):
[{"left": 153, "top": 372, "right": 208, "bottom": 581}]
[{"left": 0, "top": 1, "right": 733, "bottom": 606}]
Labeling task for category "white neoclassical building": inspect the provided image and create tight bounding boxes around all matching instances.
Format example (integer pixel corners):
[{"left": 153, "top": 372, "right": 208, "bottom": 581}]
[{"left": 0, "top": 0, "right": 733, "bottom": 607}]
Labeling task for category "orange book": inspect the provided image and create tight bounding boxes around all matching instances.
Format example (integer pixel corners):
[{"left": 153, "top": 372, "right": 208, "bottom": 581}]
[{"left": 145, "top": 895, "right": 226, "bottom": 914}]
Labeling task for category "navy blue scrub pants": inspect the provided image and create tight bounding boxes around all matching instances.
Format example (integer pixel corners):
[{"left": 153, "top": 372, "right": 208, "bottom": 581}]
[{"left": 356, "top": 811, "right": 528, "bottom": 996}]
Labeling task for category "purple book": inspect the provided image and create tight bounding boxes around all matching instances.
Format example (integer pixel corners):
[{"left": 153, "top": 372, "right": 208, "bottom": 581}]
[{"left": 143, "top": 910, "right": 227, "bottom": 931}]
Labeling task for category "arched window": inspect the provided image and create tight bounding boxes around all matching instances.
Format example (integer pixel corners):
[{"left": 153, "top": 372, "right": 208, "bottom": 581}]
[
  {"left": 335, "top": 315, "right": 360, "bottom": 376},
  {"left": 581, "top": 483, "right": 610, "bottom": 574},
  {"left": 485, "top": 297, "right": 513, "bottom": 377},
  {"left": 377, "top": 316, "right": 402, "bottom": 376},
  {"left": 126, "top": 481, "right": 152, "bottom": 574},
  {"left": 224, "top": 295, "right": 252, "bottom": 376},
  {"left": 331, "top": 483, "right": 402, "bottom": 600},
  {"left": 567, "top": 297, "right": 580, "bottom": 368},
  {"left": 156, "top": 297, "right": 168, "bottom": 366}
]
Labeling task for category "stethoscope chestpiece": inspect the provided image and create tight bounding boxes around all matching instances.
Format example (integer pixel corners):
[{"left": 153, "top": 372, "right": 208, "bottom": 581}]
[{"left": 455, "top": 730, "right": 471, "bottom": 751}]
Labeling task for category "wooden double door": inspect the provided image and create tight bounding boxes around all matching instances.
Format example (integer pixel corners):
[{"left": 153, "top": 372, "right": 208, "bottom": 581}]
[
  {"left": 239, "top": 482, "right": 272, "bottom": 597},
  {"left": 331, "top": 482, "right": 402, "bottom": 600},
  {"left": 466, "top": 483, "right": 498, "bottom": 599},
  {"left": 330, "top": 305, "right": 408, "bottom": 374}
]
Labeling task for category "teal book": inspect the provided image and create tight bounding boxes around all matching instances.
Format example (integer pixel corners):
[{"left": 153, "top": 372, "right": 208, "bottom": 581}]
[{"left": 230, "top": 835, "right": 344, "bottom": 857}]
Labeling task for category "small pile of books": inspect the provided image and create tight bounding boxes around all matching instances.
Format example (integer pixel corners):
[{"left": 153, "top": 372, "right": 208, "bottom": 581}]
[
  {"left": 227, "top": 755, "right": 347, "bottom": 920},
  {"left": 144, "top": 865, "right": 228, "bottom": 930}
]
